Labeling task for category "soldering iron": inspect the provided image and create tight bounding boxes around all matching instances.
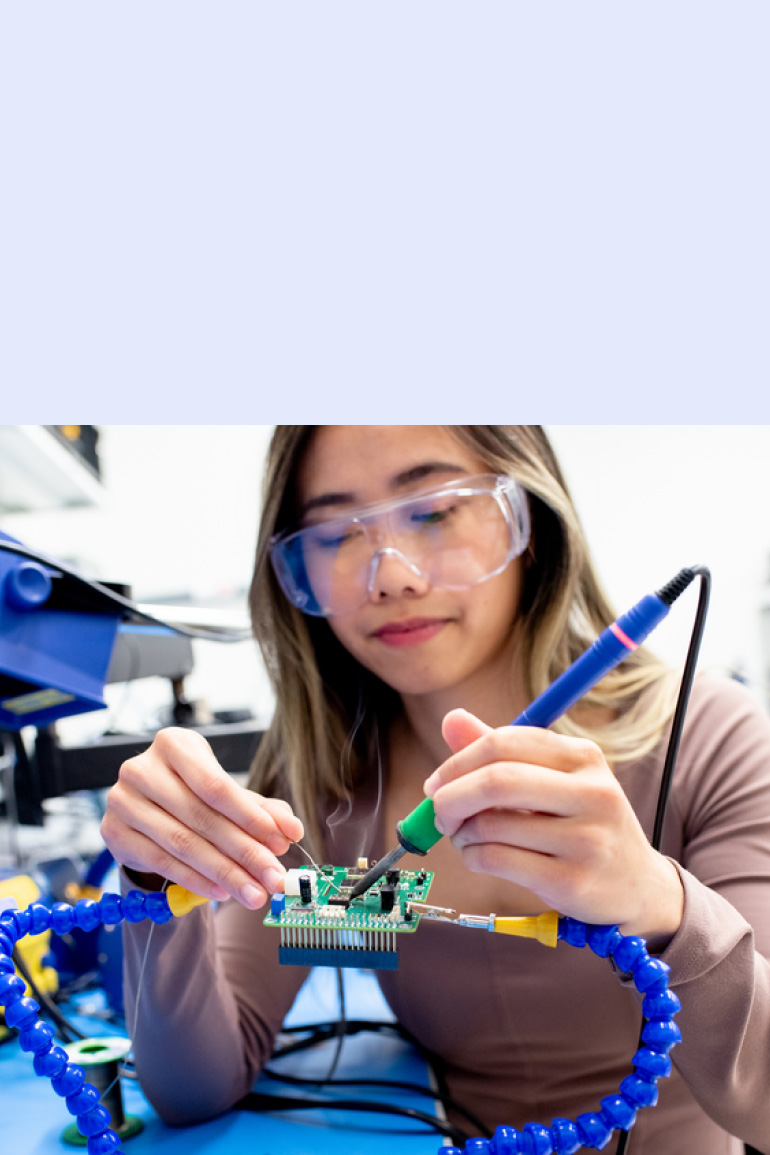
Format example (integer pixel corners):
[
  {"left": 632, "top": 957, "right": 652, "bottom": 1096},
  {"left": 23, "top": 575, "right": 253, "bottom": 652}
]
[{"left": 346, "top": 566, "right": 699, "bottom": 904}]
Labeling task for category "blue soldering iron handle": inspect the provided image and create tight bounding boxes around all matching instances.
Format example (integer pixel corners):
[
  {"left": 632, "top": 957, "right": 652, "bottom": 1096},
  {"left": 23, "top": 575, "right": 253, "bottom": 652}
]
[
  {"left": 400, "top": 592, "right": 671, "bottom": 855},
  {"left": 393, "top": 568, "right": 700, "bottom": 860},
  {"left": 513, "top": 593, "right": 670, "bottom": 729}
]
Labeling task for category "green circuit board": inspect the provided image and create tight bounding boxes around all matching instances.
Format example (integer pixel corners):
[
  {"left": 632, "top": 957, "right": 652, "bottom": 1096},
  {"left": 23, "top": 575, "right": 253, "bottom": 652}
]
[{"left": 263, "top": 863, "right": 434, "bottom": 970}]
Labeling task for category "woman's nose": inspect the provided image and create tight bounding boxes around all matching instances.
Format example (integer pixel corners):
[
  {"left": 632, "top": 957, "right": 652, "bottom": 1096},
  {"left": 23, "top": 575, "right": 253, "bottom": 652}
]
[{"left": 366, "top": 547, "right": 430, "bottom": 601}]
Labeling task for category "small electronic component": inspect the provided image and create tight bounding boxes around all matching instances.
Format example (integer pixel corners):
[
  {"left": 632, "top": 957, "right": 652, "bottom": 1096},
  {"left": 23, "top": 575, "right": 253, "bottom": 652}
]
[
  {"left": 264, "top": 864, "right": 433, "bottom": 970},
  {"left": 379, "top": 884, "right": 395, "bottom": 913},
  {"left": 284, "top": 869, "right": 318, "bottom": 899}
]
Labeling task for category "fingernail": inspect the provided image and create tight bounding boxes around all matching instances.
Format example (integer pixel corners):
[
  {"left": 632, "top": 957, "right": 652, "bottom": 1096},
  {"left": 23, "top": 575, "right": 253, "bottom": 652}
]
[
  {"left": 241, "top": 883, "right": 267, "bottom": 908},
  {"left": 424, "top": 773, "right": 438, "bottom": 798},
  {"left": 263, "top": 867, "right": 285, "bottom": 894},
  {"left": 267, "top": 833, "right": 288, "bottom": 854}
]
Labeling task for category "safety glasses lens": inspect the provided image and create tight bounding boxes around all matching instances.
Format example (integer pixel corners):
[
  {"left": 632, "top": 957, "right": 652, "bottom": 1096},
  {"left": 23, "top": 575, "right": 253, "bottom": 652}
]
[{"left": 271, "top": 478, "right": 527, "bottom": 616}]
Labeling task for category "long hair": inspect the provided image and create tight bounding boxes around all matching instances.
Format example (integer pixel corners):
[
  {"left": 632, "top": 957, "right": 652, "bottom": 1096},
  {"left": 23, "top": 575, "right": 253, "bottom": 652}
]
[{"left": 248, "top": 426, "right": 677, "bottom": 854}]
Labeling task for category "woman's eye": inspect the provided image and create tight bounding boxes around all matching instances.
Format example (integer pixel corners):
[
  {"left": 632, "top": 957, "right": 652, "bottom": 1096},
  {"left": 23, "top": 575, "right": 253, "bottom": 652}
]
[
  {"left": 411, "top": 502, "right": 457, "bottom": 527},
  {"left": 313, "top": 525, "right": 361, "bottom": 550}
]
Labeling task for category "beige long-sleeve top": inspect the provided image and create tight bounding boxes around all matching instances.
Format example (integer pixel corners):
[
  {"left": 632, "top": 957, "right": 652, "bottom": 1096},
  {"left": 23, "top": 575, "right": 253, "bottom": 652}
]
[{"left": 121, "top": 674, "right": 770, "bottom": 1154}]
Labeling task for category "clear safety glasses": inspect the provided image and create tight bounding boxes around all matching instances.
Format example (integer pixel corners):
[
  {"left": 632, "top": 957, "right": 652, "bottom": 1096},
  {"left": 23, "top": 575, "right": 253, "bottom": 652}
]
[{"left": 269, "top": 474, "right": 530, "bottom": 618}]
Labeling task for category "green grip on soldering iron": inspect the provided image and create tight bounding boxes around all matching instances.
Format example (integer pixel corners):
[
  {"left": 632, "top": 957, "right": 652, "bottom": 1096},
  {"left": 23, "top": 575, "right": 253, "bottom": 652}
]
[{"left": 397, "top": 797, "right": 443, "bottom": 854}]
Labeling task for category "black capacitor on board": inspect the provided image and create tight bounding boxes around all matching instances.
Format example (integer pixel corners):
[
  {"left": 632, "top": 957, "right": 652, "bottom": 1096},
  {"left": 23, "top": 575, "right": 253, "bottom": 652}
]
[{"left": 379, "top": 884, "right": 395, "bottom": 913}]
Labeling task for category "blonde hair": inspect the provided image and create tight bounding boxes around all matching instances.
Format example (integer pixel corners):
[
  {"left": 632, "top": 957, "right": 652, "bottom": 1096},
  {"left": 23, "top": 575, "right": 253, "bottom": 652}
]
[{"left": 248, "top": 426, "right": 677, "bottom": 854}]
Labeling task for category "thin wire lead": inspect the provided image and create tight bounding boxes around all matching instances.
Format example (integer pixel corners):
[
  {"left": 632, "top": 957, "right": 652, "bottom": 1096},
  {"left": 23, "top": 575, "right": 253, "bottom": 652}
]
[
  {"left": 100, "top": 879, "right": 170, "bottom": 1109},
  {"left": 293, "top": 842, "right": 342, "bottom": 892}
]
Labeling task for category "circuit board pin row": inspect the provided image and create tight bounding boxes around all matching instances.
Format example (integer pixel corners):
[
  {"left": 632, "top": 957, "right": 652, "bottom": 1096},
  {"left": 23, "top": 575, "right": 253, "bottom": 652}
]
[{"left": 279, "top": 925, "right": 399, "bottom": 954}]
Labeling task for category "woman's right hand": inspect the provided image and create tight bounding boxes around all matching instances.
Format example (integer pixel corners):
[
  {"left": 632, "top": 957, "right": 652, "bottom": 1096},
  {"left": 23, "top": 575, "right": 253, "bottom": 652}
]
[{"left": 100, "top": 727, "right": 304, "bottom": 909}]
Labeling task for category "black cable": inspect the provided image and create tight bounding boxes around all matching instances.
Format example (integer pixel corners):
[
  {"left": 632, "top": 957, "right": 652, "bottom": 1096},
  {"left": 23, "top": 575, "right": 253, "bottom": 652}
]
[
  {"left": 270, "top": 1017, "right": 412, "bottom": 1059},
  {"left": 616, "top": 566, "right": 711, "bottom": 1155},
  {"left": 234, "top": 1089, "right": 471, "bottom": 1146},
  {"left": 651, "top": 566, "right": 711, "bottom": 851},
  {"left": 55, "top": 970, "right": 102, "bottom": 1000},
  {"left": 323, "top": 967, "right": 346, "bottom": 1083},
  {"left": 11, "top": 948, "right": 88, "bottom": 1044},
  {"left": 261, "top": 1068, "right": 491, "bottom": 1136},
  {"left": 265, "top": 1017, "right": 491, "bottom": 1139}
]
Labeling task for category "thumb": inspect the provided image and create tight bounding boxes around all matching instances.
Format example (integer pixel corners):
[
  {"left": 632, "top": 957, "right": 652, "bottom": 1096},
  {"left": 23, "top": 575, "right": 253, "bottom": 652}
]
[
  {"left": 424, "top": 709, "right": 494, "bottom": 799},
  {"left": 441, "top": 708, "right": 493, "bottom": 755}
]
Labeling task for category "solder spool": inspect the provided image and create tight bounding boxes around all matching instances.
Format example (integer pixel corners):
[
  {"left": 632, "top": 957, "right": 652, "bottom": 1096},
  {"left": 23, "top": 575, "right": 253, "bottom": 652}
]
[{"left": 60, "top": 1038, "right": 143, "bottom": 1146}]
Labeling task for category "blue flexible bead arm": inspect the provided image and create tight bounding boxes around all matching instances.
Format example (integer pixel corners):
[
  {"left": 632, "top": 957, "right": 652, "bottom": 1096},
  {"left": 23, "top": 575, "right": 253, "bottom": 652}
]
[
  {"left": 438, "top": 919, "right": 681, "bottom": 1155},
  {"left": 0, "top": 889, "right": 173, "bottom": 1152},
  {"left": 2, "top": 895, "right": 680, "bottom": 1155}
]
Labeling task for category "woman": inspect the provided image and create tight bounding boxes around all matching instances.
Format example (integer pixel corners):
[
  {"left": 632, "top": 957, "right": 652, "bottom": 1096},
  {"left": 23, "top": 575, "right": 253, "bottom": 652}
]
[{"left": 101, "top": 425, "right": 770, "bottom": 1154}]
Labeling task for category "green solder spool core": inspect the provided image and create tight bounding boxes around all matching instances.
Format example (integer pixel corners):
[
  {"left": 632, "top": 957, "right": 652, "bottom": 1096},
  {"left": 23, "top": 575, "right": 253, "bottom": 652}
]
[
  {"left": 397, "top": 797, "right": 443, "bottom": 854},
  {"left": 61, "top": 1037, "right": 144, "bottom": 1146}
]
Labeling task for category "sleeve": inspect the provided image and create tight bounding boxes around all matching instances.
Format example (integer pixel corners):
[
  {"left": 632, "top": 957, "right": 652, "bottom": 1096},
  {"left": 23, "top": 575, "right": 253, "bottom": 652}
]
[
  {"left": 120, "top": 866, "right": 310, "bottom": 1125},
  {"left": 655, "top": 676, "right": 770, "bottom": 1149}
]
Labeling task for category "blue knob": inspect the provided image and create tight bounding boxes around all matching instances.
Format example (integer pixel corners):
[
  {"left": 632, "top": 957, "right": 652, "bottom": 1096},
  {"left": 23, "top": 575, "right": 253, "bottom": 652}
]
[{"left": 5, "top": 562, "right": 52, "bottom": 610}]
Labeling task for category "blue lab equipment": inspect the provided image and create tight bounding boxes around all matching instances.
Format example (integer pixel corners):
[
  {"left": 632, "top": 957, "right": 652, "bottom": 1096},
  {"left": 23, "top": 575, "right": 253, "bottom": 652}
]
[{"left": 0, "top": 532, "right": 123, "bottom": 730}]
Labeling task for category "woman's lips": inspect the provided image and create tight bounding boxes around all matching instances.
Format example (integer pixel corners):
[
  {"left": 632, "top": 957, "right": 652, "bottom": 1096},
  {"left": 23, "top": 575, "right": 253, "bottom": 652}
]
[{"left": 372, "top": 618, "right": 450, "bottom": 648}]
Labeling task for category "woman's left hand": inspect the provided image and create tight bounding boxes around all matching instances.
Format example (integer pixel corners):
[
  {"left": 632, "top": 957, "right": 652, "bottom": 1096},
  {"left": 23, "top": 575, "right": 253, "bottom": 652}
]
[{"left": 424, "top": 708, "right": 684, "bottom": 944}]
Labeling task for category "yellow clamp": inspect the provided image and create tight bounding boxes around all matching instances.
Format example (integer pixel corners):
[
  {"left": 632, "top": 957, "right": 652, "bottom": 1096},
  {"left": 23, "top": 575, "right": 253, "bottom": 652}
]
[
  {"left": 492, "top": 911, "right": 559, "bottom": 948},
  {"left": 165, "top": 886, "right": 211, "bottom": 917}
]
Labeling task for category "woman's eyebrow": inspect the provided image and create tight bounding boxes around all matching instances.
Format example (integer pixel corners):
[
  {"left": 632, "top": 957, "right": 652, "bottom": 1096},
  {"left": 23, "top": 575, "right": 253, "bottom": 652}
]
[
  {"left": 391, "top": 461, "right": 468, "bottom": 489},
  {"left": 298, "top": 461, "right": 468, "bottom": 519},
  {"left": 299, "top": 490, "right": 356, "bottom": 518}
]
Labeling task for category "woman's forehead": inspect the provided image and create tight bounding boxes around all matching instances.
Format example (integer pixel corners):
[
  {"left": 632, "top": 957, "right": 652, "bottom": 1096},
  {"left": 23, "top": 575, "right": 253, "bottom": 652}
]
[{"left": 296, "top": 425, "right": 488, "bottom": 511}]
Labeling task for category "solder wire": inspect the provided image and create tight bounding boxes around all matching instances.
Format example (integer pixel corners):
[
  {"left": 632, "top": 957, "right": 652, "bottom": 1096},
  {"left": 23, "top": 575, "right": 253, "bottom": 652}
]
[
  {"left": 293, "top": 842, "right": 342, "bottom": 892},
  {"left": 99, "top": 878, "right": 170, "bottom": 1109}
]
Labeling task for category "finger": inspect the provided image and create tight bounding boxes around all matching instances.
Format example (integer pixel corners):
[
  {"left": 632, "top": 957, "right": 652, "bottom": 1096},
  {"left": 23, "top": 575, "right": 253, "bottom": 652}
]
[
  {"left": 431, "top": 762, "right": 584, "bottom": 837},
  {"left": 460, "top": 839, "right": 564, "bottom": 893},
  {"left": 112, "top": 824, "right": 235, "bottom": 903},
  {"left": 107, "top": 784, "right": 281, "bottom": 908},
  {"left": 135, "top": 729, "right": 304, "bottom": 850},
  {"left": 150, "top": 730, "right": 303, "bottom": 846},
  {"left": 101, "top": 806, "right": 231, "bottom": 901},
  {"left": 120, "top": 758, "right": 290, "bottom": 872},
  {"left": 451, "top": 808, "right": 568, "bottom": 858},
  {"left": 252, "top": 796, "right": 305, "bottom": 850},
  {"left": 441, "top": 708, "right": 493, "bottom": 755},
  {"left": 425, "top": 726, "right": 604, "bottom": 795},
  {"left": 168, "top": 778, "right": 293, "bottom": 888}
]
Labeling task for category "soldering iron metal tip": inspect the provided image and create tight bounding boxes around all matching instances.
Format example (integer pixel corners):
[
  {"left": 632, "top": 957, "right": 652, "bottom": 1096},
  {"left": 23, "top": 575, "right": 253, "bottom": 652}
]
[{"left": 345, "top": 845, "right": 407, "bottom": 904}]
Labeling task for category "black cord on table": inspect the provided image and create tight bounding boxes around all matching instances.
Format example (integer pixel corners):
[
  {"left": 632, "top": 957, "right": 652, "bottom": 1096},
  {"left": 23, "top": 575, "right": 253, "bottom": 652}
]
[
  {"left": 235, "top": 1088, "right": 471, "bottom": 1147},
  {"left": 11, "top": 947, "right": 88, "bottom": 1044},
  {"left": 262, "top": 1066, "right": 490, "bottom": 1136},
  {"left": 252, "top": 1015, "right": 490, "bottom": 1143}
]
